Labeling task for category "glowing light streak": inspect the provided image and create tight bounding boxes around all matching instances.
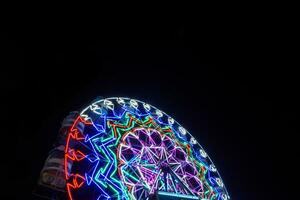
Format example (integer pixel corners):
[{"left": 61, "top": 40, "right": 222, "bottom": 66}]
[
  {"left": 143, "top": 103, "right": 151, "bottom": 111},
  {"left": 157, "top": 191, "right": 199, "bottom": 199},
  {"left": 200, "top": 149, "right": 208, "bottom": 158},
  {"left": 190, "top": 137, "right": 197, "bottom": 145},
  {"left": 117, "top": 97, "right": 125, "bottom": 106},
  {"left": 210, "top": 164, "right": 217, "bottom": 172},
  {"left": 104, "top": 99, "right": 114, "bottom": 110},
  {"left": 168, "top": 117, "right": 174, "bottom": 125},
  {"left": 178, "top": 126, "right": 187, "bottom": 135},
  {"left": 130, "top": 99, "right": 138, "bottom": 109},
  {"left": 156, "top": 109, "right": 163, "bottom": 118}
]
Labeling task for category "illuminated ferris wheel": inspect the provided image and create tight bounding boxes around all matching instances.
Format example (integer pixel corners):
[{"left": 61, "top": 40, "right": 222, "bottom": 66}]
[{"left": 64, "top": 97, "right": 230, "bottom": 200}]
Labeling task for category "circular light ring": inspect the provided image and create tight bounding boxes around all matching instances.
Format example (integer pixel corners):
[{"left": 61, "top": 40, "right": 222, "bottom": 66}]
[{"left": 64, "top": 97, "right": 230, "bottom": 200}]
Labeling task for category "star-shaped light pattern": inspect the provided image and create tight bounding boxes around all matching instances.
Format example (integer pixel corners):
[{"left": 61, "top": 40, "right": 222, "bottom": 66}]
[{"left": 64, "top": 97, "right": 230, "bottom": 200}]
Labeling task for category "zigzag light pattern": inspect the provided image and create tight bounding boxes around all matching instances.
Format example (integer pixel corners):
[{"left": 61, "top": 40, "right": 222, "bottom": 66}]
[{"left": 64, "top": 97, "right": 230, "bottom": 200}]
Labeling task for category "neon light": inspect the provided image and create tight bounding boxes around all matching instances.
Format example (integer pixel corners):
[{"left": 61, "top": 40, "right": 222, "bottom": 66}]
[
  {"left": 168, "top": 117, "right": 175, "bottom": 125},
  {"left": 117, "top": 97, "right": 125, "bottom": 106},
  {"left": 155, "top": 109, "right": 163, "bottom": 118},
  {"left": 178, "top": 126, "right": 187, "bottom": 135},
  {"left": 200, "top": 149, "right": 208, "bottom": 158},
  {"left": 129, "top": 99, "right": 138, "bottom": 109},
  {"left": 210, "top": 164, "right": 217, "bottom": 172},
  {"left": 64, "top": 97, "right": 229, "bottom": 200},
  {"left": 190, "top": 137, "right": 197, "bottom": 145},
  {"left": 216, "top": 178, "right": 224, "bottom": 187},
  {"left": 157, "top": 191, "right": 199, "bottom": 199},
  {"left": 143, "top": 103, "right": 150, "bottom": 111},
  {"left": 104, "top": 99, "right": 114, "bottom": 110}
]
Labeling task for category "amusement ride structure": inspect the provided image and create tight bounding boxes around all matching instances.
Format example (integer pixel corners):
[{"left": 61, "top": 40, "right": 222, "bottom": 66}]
[{"left": 35, "top": 97, "right": 230, "bottom": 200}]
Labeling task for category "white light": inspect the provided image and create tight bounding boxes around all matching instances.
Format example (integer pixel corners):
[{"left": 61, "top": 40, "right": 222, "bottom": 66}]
[
  {"left": 178, "top": 127, "right": 186, "bottom": 135},
  {"left": 216, "top": 178, "right": 224, "bottom": 187},
  {"left": 210, "top": 164, "right": 217, "bottom": 172},
  {"left": 222, "top": 194, "right": 228, "bottom": 200},
  {"left": 143, "top": 103, "right": 151, "bottom": 111},
  {"left": 81, "top": 114, "right": 91, "bottom": 121},
  {"left": 90, "top": 104, "right": 103, "bottom": 114},
  {"left": 156, "top": 110, "right": 163, "bottom": 118},
  {"left": 104, "top": 99, "right": 114, "bottom": 110},
  {"left": 130, "top": 99, "right": 138, "bottom": 109},
  {"left": 200, "top": 149, "right": 207, "bottom": 158},
  {"left": 117, "top": 97, "right": 125, "bottom": 106},
  {"left": 190, "top": 137, "right": 197, "bottom": 145},
  {"left": 168, "top": 117, "right": 174, "bottom": 125}
]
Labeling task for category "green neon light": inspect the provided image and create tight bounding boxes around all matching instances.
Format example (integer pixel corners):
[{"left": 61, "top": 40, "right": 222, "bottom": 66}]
[{"left": 157, "top": 191, "right": 199, "bottom": 199}]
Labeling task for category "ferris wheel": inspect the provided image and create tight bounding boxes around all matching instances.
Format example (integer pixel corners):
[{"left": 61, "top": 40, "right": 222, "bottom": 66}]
[{"left": 64, "top": 97, "right": 230, "bottom": 200}]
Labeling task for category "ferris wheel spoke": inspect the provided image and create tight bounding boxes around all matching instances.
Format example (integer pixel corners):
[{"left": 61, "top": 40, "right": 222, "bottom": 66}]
[{"left": 149, "top": 169, "right": 162, "bottom": 194}]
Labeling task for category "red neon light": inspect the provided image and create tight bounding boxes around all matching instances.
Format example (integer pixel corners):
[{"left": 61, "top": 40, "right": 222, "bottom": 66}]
[
  {"left": 64, "top": 116, "right": 90, "bottom": 180},
  {"left": 66, "top": 174, "right": 85, "bottom": 200},
  {"left": 66, "top": 149, "right": 86, "bottom": 161}
]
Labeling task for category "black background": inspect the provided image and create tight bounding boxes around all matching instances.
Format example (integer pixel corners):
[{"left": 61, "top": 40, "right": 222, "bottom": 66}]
[{"left": 1, "top": 20, "right": 296, "bottom": 200}]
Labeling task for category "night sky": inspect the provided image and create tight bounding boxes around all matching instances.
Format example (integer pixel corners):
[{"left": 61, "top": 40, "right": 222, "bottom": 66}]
[{"left": 2, "top": 23, "right": 295, "bottom": 200}]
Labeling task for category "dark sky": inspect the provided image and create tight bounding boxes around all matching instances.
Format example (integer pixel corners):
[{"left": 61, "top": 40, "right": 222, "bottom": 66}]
[{"left": 1, "top": 22, "right": 296, "bottom": 200}]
